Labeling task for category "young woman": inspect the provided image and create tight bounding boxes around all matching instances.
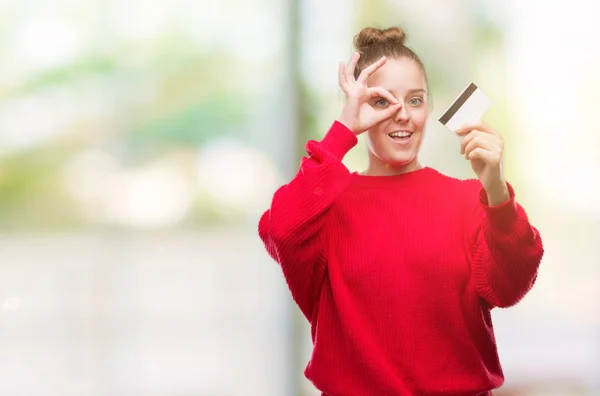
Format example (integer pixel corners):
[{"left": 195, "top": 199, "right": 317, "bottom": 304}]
[{"left": 258, "top": 26, "right": 544, "bottom": 396}]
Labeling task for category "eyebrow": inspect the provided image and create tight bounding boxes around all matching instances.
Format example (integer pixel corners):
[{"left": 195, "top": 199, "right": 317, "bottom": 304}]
[{"left": 384, "top": 88, "right": 427, "bottom": 97}]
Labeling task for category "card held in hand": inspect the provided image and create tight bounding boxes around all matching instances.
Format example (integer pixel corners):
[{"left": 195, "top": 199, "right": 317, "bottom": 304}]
[{"left": 438, "top": 83, "right": 492, "bottom": 133}]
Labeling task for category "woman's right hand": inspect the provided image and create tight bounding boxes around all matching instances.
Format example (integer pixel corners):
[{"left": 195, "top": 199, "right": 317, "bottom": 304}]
[{"left": 337, "top": 52, "right": 402, "bottom": 135}]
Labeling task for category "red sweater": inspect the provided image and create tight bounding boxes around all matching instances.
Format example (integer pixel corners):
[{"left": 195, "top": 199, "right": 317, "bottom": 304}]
[{"left": 258, "top": 121, "right": 544, "bottom": 396}]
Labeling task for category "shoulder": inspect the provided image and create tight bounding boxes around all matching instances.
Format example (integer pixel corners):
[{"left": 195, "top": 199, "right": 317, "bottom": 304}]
[
  {"left": 430, "top": 168, "right": 481, "bottom": 191},
  {"left": 428, "top": 168, "right": 483, "bottom": 206}
]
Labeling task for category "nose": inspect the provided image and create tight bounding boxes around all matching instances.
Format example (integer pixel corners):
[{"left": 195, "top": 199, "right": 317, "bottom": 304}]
[{"left": 394, "top": 104, "right": 409, "bottom": 122}]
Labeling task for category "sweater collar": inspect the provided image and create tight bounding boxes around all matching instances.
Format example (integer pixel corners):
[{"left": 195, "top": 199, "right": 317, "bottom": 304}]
[{"left": 350, "top": 166, "right": 438, "bottom": 188}]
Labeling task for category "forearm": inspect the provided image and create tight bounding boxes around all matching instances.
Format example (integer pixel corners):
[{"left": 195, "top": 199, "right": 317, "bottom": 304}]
[
  {"left": 259, "top": 121, "right": 357, "bottom": 319},
  {"left": 261, "top": 121, "right": 356, "bottom": 245},
  {"left": 471, "top": 185, "right": 544, "bottom": 308}
]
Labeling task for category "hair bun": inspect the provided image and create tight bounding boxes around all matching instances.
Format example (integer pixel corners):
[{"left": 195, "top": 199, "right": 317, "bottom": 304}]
[{"left": 354, "top": 27, "right": 407, "bottom": 52}]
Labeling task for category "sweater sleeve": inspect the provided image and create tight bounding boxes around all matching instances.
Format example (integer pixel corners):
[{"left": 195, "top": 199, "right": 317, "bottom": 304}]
[
  {"left": 258, "top": 121, "right": 357, "bottom": 320},
  {"left": 466, "top": 181, "right": 544, "bottom": 308}
]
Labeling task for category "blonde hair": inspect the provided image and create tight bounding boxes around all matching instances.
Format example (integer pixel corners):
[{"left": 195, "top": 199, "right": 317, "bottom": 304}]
[{"left": 353, "top": 26, "right": 426, "bottom": 83}]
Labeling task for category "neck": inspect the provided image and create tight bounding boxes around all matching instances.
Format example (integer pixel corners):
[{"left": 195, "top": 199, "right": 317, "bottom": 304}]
[{"left": 362, "top": 158, "right": 423, "bottom": 176}]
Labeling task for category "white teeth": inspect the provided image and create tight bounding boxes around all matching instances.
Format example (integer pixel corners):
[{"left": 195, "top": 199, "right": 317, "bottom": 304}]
[{"left": 389, "top": 131, "right": 412, "bottom": 138}]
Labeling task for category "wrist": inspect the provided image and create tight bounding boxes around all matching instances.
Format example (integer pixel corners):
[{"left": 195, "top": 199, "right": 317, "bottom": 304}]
[
  {"left": 485, "top": 181, "right": 510, "bottom": 206},
  {"left": 336, "top": 118, "right": 358, "bottom": 135}
]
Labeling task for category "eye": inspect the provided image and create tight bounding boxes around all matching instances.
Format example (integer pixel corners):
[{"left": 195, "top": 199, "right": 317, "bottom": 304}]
[
  {"left": 408, "top": 97, "right": 423, "bottom": 106},
  {"left": 373, "top": 98, "right": 390, "bottom": 108}
]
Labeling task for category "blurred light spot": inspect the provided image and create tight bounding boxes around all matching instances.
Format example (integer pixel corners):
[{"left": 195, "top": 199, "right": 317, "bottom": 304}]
[
  {"left": 108, "top": 0, "right": 168, "bottom": 41},
  {"left": 196, "top": 139, "right": 280, "bottom": 212},
  {"left": 63, "top": 149, "right": 120, "bottom": 203},
  {"left": 105, "top": 164, "right": 192, "bottom": 228},
  {"left": 0, "top": 90, "right": 75, "bottom": 150},
  {"left": 2, "top": 295, "right": 21, "bottom": 311},
  {"left": 9, "top": 14, "right": 81, "bottom": 73},
  {"left": 64, "top": 151, "right": 193, "bottom": 228}
]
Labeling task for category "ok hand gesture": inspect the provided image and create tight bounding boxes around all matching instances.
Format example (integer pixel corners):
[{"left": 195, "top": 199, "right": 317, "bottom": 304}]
[{"left": 337, "top": 52, "right": 402, "bottom": 135}]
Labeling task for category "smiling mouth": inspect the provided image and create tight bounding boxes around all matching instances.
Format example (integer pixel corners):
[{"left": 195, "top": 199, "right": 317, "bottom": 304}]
[{"left": 388, "top": 131, "right": 413, "bottom": 141}]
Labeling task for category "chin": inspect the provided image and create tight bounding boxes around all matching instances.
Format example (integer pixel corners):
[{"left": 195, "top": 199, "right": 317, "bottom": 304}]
[
  {"left": 386, "top": 155, "right": 417, "bottom": 167},
  {"left": 367, "top": 135, "right": 423, "bottom": 171},
  {"left": 381, "top": 147, "right": 419, "bottom": 164}
]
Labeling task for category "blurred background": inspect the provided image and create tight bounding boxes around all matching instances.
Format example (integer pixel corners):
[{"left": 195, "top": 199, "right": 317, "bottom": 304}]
[{"left": 0, "top": 0, "right": 598, "bottom": 395}]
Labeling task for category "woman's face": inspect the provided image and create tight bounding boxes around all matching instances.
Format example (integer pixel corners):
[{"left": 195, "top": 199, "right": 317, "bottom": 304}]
[{"left": 364, "top": 57, "right": 429, "bottom": 175}]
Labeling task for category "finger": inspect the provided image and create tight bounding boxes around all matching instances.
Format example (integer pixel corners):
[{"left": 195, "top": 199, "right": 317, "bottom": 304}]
[
  {"left": 460, "top": 130, "right": 502, "bottom": 155},
  {"left": 464, "top": 136, "right": 501, "bottom": 159},
  {"left": 467, "top": 147, "right": 501, "bottom": 164},
  {"left": 373, "top": 103, "right": 402, "bottom": 124},
  {"left": 338, "top": 62, "right": 348, "bottom": 91},
  {"left": 346, "top": 52, "right": 360, "bottom": 82},
  {"left": 456, "top": 120, "right": 498, "bottom": 136},
  {"left": 459, "top": 130, "right": 484, "bottom": 154},
  {"left": 368, "top": 87, "right": 398, "bottom": 104},
  {"left": 455, "top": 121, "right": 485, "bottom": 135},
  {"left": 357, "top": 56, "right": 387, "bottom": 83}
]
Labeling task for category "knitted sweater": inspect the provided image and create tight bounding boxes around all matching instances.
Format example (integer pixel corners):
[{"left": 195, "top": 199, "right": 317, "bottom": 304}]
[{"left": 258, "top": 121, "right": 544, "bottom": 396}]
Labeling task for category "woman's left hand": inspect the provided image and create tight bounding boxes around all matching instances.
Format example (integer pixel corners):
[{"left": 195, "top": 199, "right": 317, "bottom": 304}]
[{"left": 456, "top": 121, "right": 510, "bottom": 206}]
